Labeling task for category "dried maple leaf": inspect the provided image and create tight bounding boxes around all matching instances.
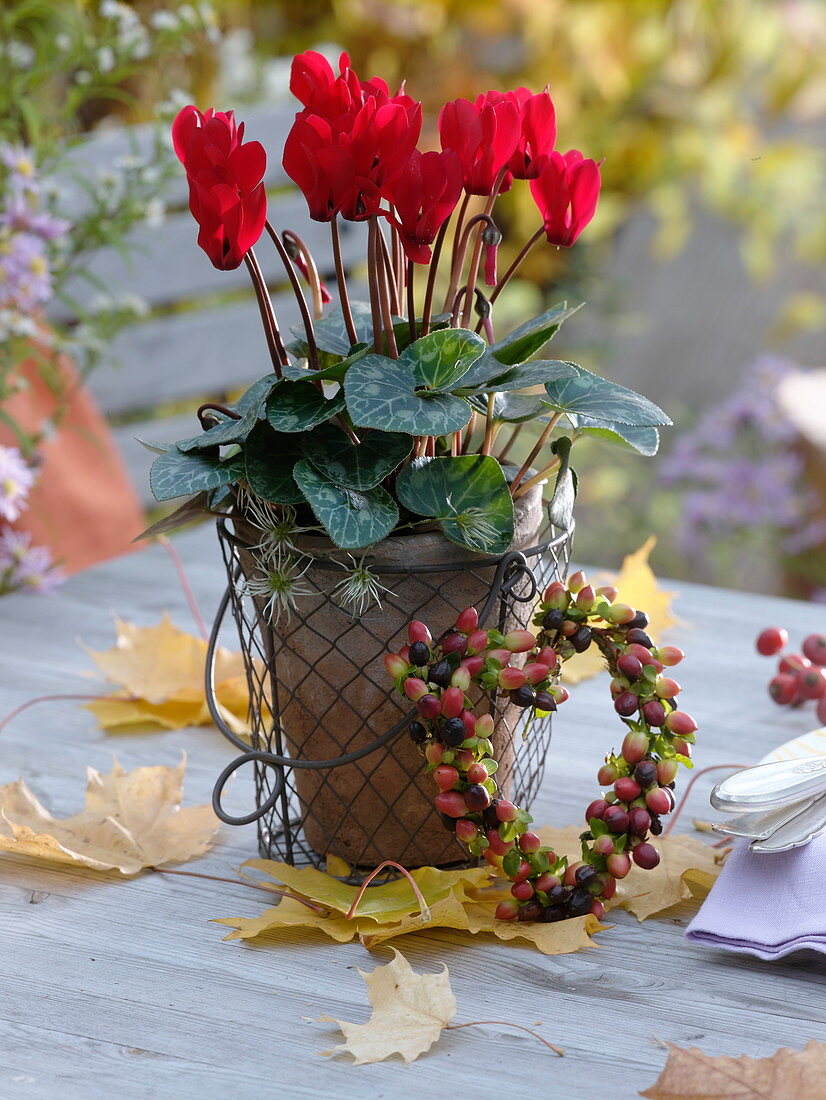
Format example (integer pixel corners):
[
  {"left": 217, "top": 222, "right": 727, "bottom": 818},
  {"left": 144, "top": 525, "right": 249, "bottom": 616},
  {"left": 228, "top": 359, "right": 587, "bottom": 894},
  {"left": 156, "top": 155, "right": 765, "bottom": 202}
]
[
  {"left": 562, "top": 537, "right": 678, "bottom": 684},
  {"left": 318, "top": 949, "right": 456, "bottom": 1065},
  {"left": 641, "top": 1040, "right": 826, "bottom": 1099},
  {"left": 535, "top": 826, "right": 721, "bottom": 921},
  {"left": 0, "top": 758, "right": 219, "bottom": 874},
  {"left": 84, "top": 614, "right": 254, "bottom": 735}
]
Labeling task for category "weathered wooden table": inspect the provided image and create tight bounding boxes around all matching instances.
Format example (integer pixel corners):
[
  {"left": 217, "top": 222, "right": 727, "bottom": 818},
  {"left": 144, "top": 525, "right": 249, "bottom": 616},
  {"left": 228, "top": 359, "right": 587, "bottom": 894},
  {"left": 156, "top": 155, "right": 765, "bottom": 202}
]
[{"left": 1, "top": 528, "right": 824, "bottom": 1099}]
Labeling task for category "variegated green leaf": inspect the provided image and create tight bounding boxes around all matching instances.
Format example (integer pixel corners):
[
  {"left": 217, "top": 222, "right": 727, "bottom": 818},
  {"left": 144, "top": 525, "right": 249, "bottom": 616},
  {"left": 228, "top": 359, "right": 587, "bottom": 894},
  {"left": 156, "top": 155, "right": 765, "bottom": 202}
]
[
  {"left": 266, "top": 380, "right": 346, "bottom": 433},
  {"left": 301, "top": 424, "right": 412, "bottom": 490},
  {"left": 293, "top": 460, "right": 399, "bottom": 549},
  {"left": 344, "top": 355, "right": 472, "bottom": 436}
]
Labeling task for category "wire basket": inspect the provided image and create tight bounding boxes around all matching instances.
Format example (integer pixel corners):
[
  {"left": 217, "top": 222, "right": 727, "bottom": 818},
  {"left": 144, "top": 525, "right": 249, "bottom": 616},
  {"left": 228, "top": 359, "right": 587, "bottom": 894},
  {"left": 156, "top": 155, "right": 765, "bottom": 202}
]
[{"left": 206, "top": 510, "right": 573, "bottom": 880}]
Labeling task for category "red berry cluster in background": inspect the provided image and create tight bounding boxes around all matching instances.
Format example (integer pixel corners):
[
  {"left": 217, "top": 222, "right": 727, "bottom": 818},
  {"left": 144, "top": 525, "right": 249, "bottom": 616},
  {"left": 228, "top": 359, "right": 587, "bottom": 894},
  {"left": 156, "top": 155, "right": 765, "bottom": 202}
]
[
  {"left": 384, "top": 571, "right": 698, "bottom": 923},
  {"left": 757, "top": 627, "right": 826, "bottom": 725}
]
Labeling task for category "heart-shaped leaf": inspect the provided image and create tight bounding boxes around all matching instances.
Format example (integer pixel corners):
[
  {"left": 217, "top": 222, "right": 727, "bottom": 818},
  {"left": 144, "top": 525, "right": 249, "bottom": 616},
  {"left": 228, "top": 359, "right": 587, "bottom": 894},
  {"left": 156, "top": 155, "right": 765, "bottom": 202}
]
[
  {"left": 396, "top": 455, "right": 514, "bottom": 555},
  {"left": 344, "top": 355, "right": 472, "bottom": 436},
  {"left": 490, "top": 301, "right": 583, "bottom": 366},
  {"left": 484, "top": 359, "right": 579, "bottom": 393},
  {"left": 399, "top": 328, "right": 485, "bottom": 392},
  {"left": 293, "top": 460, "right": 399, "bottom": 549},
  {"left": 543, "top": 365, "right": 672, "bottom": 427},
  {"left": 468, "top": 392, "right": 552, "bottom": 423},
  {"left": 291, "top": 303, "right": 378, "bottom": 356},
  {"left": 266, "top": 380, "right": 346, "bottom": 433},
  {"left": 282, "top": 346, "right": 369, "bottom": 383},
  {"left": 244, "top": 421, "right": 305, "bottom": 504},
  {"left": 569, "top": 414, "right": 660, "bottom": 456},
  {"left": 301, "top": 424, "right": 412, "bottom": 490},
  {"left": 235, "top": 374, "right": 279, "bottom": 415},
  {"left": 150, "top": 449, "right": 243, "bottom": 502}
]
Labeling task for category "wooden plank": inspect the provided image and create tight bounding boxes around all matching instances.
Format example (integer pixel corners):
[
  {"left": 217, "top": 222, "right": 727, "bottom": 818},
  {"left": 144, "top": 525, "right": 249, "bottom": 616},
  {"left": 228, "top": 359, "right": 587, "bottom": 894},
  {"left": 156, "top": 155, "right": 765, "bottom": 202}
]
[
  {"left": 52, "top": 197, "right": 366, "bottom": 320},
  {"left": 0, "top": 531, "right": 824, "bottom": 1100}
]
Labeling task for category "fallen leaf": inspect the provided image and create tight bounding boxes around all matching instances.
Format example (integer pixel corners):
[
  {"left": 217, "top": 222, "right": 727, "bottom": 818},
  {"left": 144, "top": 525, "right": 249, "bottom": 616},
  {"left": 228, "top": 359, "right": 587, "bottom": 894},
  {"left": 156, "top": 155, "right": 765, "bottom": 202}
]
[
  {"left": 562, "top": 537, "right": 678, "bottom": 684},
  {"left": 0, "top": 757, "right": 219, "bottom": 874},
  {"left": 535, "top": 825, "right": 721, "bottom": 921},
  {"left": 319, "top": 949, "right": 456, "bottom": 1065},
  {"left": 641, "top": 1040, "right": 826, "bottom": 1099},
  {"left": 84, "top": 614, "right": 255, "bottom": 735}
]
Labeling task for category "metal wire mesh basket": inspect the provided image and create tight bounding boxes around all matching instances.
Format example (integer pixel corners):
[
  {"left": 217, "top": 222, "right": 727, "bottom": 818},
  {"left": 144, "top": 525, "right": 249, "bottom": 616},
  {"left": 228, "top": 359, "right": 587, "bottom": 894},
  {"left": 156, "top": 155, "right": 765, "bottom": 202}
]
[{"left": 206, "top": 509, "right": 573, "bottom": 880}]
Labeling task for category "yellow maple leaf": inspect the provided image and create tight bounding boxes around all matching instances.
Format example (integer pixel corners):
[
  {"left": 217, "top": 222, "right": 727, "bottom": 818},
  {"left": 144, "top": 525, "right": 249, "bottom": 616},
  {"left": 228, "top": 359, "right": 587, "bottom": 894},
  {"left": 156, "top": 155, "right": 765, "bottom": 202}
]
[
  {"left": 562, "top": 537, "right": 679, "bottom": 684},
  {"left": 318, "top": 950, "right": 456, "bottom": 1065},
  {"left": 0, "top": 757, "right": 219, "bottom": 874},
  {"left": 641, "top": 1040, "right": 826, "bottom": 1099},
  {"left": 535, "top": 825, "right": 721, "bottom": 922},
  {"left": 83, "top": 614, "right": 254, "bottom": 735}
]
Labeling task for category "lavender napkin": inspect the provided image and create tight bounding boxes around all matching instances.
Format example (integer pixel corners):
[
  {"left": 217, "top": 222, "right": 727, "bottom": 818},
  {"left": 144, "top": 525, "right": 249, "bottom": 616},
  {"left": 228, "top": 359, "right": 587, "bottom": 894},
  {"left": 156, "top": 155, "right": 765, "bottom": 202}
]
[{"left": 686, "top": 834, "right": 826, "bottom": 960}]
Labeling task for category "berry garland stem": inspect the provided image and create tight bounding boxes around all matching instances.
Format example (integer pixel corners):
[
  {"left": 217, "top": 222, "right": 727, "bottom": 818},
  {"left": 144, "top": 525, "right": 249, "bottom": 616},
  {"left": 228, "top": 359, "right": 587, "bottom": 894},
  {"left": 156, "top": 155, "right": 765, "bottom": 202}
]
[{"left": 384, "top": 570, "right": 700, "bottom": 923}]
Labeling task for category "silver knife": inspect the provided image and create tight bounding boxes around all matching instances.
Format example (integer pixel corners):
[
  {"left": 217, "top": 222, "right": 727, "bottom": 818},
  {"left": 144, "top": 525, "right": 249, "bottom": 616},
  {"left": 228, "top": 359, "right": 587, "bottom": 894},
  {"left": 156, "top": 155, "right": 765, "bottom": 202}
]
[
  {"left": 711, "top": 797, "right": 816, "bottom": 840},
  {"left": 749, "top": 792, "right": 826, "bottom": 852},
  {"left": 710, "top": 755, "right": 826, "bottom": 814}
]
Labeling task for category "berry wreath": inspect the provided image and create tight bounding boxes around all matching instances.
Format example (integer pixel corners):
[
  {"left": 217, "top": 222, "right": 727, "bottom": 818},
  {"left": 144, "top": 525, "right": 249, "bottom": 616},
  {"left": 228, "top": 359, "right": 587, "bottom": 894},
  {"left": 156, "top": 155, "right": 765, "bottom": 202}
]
[{"left": 384, "top": 569, "right": 697, "bottom": 923}]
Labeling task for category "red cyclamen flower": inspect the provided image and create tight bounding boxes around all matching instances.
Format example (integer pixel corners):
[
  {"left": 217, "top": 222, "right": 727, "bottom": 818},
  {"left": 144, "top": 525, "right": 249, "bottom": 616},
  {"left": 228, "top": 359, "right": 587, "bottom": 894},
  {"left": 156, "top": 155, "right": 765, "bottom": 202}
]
[
  {"left": 504, "top": 88, "right": 557, "bottom": 180},
  {"left": 529, "top": 150, "right": 601, "bottom": 247},
  {"left": 438, "top": 95, "right": 521, "bottom": 196},
  {"left": 172, "top": 106, "right": 267, "bottom": 270},
  {"left": 384, "top": 150, "right": 463, "bottom": 263},
  {"left": 289, "top": 49, "right": 413, "bottom": 121}
]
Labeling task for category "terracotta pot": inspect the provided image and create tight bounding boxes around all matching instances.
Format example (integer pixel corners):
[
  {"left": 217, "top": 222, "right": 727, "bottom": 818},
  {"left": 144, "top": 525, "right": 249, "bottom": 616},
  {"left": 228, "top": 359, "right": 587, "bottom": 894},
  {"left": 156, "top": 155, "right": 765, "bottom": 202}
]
[{"left": 232, "top": 483, "right": 550, "bottom": 868}]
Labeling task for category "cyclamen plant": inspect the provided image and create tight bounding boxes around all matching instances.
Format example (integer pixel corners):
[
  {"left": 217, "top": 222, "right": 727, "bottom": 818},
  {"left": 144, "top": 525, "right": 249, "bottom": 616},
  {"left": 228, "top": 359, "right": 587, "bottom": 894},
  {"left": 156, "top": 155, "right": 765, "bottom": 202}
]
[
  {"left": 384, "top": 571, "right": 698, "bottom": 923},
  {"left": 152, "top": 49, "right": 671, "bottom": 615}
]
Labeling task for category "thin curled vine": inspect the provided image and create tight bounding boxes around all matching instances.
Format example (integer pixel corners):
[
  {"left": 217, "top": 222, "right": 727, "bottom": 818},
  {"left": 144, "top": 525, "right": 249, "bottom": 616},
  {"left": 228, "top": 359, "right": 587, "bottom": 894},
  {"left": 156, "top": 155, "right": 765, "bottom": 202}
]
[{"left": 384, "top": 570, "right": 697, "bottom": 923}]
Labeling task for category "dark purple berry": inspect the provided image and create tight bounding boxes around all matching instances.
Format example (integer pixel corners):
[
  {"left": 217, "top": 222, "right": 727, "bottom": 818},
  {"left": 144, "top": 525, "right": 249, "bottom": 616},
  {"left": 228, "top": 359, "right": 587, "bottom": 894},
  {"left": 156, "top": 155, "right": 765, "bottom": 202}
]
[
  {"left": 626, "top": 627, "right": 653, "bottom": 648},
  {"left": 465, "top": 784, "right": 491, "bottom": 812},
  {"left": 428, "top": 660, "right": 452, "bottom": 687},
  {"left": 517, "top": 898, "right": 544, "bottom": 922},
  {"left": 542, "top": 608, "right": 565, "bottom": 632},
  {"left": 442, "top": 717, "right": 467, "bottom": 747},
  {"left": 571, "top": 625, "right": 592, "bottom": 653},
  {"left": 409, "top": 640, "right": 430, "bottom": 666},
  {"left": 614, "top": 691, "right": 639, "bottom": 717},
  {"left": 533, "top": 690, "right": 557, "bottom": 711},
  {"left": 541, "top": 905, "right": 566, "bottom": 922},
  {"left": 510, "top": 685, "right": 536, "bottom": 708},
  {"left": 627, "top": 611, "right": 649, "bottom": 631},
  {"left": 633, "top": 760, "right": 658, "bottom": 788},
  {"left": 567, "top": 887, "right": 593, "bottom": 916},
  {"left": 482, "top": 801, "right": 500, "bottom": 829},
  {"left": 407, "top": 720, "right": 428, "bottom": 744},
  {"left": 649, "top": 814, "right": 663, "bottom": 836},
  {"left": 547, "top": 884, "right": 568, "bottom": 906},
  {"left": 574, "top": 864, "right": 598, "bottom": 887}
]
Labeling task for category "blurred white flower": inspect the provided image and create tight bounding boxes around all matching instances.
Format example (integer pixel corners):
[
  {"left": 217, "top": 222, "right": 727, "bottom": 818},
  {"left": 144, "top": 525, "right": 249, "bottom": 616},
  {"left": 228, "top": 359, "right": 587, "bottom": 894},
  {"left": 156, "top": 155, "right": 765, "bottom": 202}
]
[
  {"left": 97, "top": 46, "right": 116, "bottom": 73},
  {"left": 144, "top": 198, "right": 166, "bottom": 228},
  {"left": 149, "top": 10, "right": 180, "bottom": 32}
]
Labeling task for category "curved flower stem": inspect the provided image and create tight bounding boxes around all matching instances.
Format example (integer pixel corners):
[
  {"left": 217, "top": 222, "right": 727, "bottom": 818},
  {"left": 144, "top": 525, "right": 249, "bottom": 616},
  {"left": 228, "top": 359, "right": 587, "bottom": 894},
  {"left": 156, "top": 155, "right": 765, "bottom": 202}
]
[
  {"left": 463, "top": 410, "right": 477, "bottom": 453},
  {"left": 366, "top": 217, "right": 383, "bottom": 353},
  {"left": 663, "top": 764, "right": 747, "bottom": 836},
  {"left": 421, "top": 218, "right": 450, "bottom": 337},
  {"left": 330, "top": 216, "right": 359, "bottom": 348},
  {"left": 345, "top": 860, "right": 431, "bottom": 922},
  {"left": 265, "top": 221, "right": 318, "bottom": 369},
  {"left": 149, "top": 866, "right": 328, "bottom": 912},
  {"left": 452, "top": 214, "right": 499, "bottom": 330},
  {"left": 450, "top": 286, "right": 470, "bottom": 328},
  {"left": 0, "top": 693, "right": 141, "bottom": 737},
  {"left": 282, "top": 229, "right": 325, "bottom": 320},
  {"left": 376, "top": 222, "right": 400, "bottom": 316},
  {"left": 444, "top": 192, "right": 471, "bottom": 310},
  {"left": 460, "top": 170, "right": 507, "bottom": 328},
  {"left": 481, "top": 393, "right": 497, "bottom": 456},
  {"left": 371, "top": 217, "right": 399, "bottom": 358},
  {"left": 509, "top": 411, "right": 562, "bottom": 496},
  {"left": 406, "top": 259, "right": 416, "bottom": 344},
  {"left": 476, "top": 225, "right": 545, "bottom": 332},
  {"left": 157, "top": 534, "right": 208, "bottom": 640},
  {"left": 497, "top": 422, "right": 523, "bottom": 464},
  {"left": 512, "top": 455, "right": 560, "bottom": 499},
  {"left": 244, "top": 250, "right": 286, "bottom": 374},
  {"left": 445, "top": 1022, "right": 564, "bottom": 1058}
]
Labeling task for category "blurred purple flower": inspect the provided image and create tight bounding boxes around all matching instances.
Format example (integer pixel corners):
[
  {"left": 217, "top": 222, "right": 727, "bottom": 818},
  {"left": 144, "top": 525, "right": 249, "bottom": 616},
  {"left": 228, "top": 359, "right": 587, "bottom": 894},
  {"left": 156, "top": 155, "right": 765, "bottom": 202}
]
[
  {"left": 0, "top": 144, "right": 38, "bottom": 195},
  {"left": 0, "top": 446, "right": 34, "bottom": 522},
  {"left": 1, "top": 199, "right": 69, "bottom": 241},
  {"left": 0, "top": 529, "right": 64, "bottom": 595}
]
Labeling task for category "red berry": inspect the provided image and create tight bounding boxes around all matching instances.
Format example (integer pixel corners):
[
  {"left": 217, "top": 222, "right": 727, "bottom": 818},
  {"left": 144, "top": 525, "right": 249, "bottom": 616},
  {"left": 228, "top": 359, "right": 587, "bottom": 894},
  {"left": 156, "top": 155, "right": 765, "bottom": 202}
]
[
  {"left": 465, "top": 629, "right": 489, "bottom": 655},
  {"left": 567, "top": 570, "right": 587, "bottom": 593},
  {"left": 598, "top": 873, "right": 617, "bottom": 900},
  {"left": 442, "top": 632, "right": 467, "bottom": 655},
  {"left": 769, "top": 673, "right": 797, "bottom": 706},
  {"left": 403, "top": 676, "right": 428, "bottom": 701},
  {"left": 455, "top": 607, "right": 479, "bottom": 635},
  {"left": 593, "top": 834, "right": 615, "bottom": 856},
  {"left": 657, "top": 759, "right": 679, "bottom": 784},
  {"left": 384, "top": 653, "right": 409, "bottom": 679},
  {"left": 408, "top": 620, "right": 432, "bottom": 645},
  {"left": 474, "top": 713, "right": 494, "bottom": 738},
  {"left": 603, "top": 806, "right": 630, "bottom": 833},
  {"left": 590, "top": 899, "right": 606, "bottom": 920},
  {"left": 513, "top": 859, "right": 532, "bottom": 882},
  {"left": 657, "top": 646, "right": 684, "bottom": 666},
  {"left": 523, "top": 661, "right": 551, "bottom": 685},
  {"left": 606, "top": 602, "right": 636, "bottom": 625},
  {"left": 498, "top": 666, "right": 527, "bottom": 690},
  {"left": 617, "top": 653, "right": 644, "bottom": 679},
  {"left": 606, "top": 852, "right": 631, "bottom": 878},
  {"left": 621, "top": 730, "right": 649, "bottom": 765},
  {"left": 535, "top": 872, "right": 560, "bottom": 893},
  {"left": 417, "top": 694, "right": 441, "bottom": 719},
  {"left": 597, "top": 762, "right": 619, "bottom": 786},
  {"left": 503, "top": 629, "right": 536, "bottom": 653},
  {"left": 518, "top": 831, "right": 541, "bottom": 854},
  {"left": 433, "top": 764, "right": 459, "bottom": 791},
  {"left": 664, "top": 709, "right": 697, "bottom": 736},
  {"left": 626, "top": 642, "right": 656, "bottom": 665},
  {"left": 425, "top": 742, "right": 445, "bottom": 766},
  {"left": 627, "top": 806, "right": 651, "bottom": 836},
  {"left": 485, "top": 829, "right": 513, "bottom": 856},
  {"left": 455, "top": 818, "right": 479, "bottom": 843},
  {"left": 495, "top": 898, "right": 519, "bottom": 921},
  {"left": 563, "top": 862, "right": 581, "bottom": 886},
  {"left": 645, "top": 786, "right": 675, "bottom": 815},
  {"left": 464, "top": 784, "right": 491, "bottom": 812},
  {"left": 537, "top": 645, "right": 558, "bottom": 668},
  {"left": 632, "top": 842, "right": 660, "bottom": 869},
  {"left": 642, "top": 699, "right": 667, "bottom": 727},
  {"left": 460, "top": 655, "right": 484, "bottom": 679},
  {"left": 466, "top": 762, "right": 489, "bottom": 784},
  {"left": 511, "top": 880, "right": 534, "bottom": 901},
  {"left": 673, "top": 737, "right": 693, "bottom": 758},
  {"left": 655, "top": 677, "right": 681, "bottom": 699},
  {"left": 488, "top": 648, "right": 512, "bottom": 666},
  {"left": 615, "top": 777, "right": 642, "bottom": 803},
  {"left": 440, "top": 686, "right": 465, "bottom": 718},
  {"left": 434, "top": 790, "right": 465, "bottom": 817},
  {"left": 803, "top": 633, "right": 826, "bottom": 666},
  {"left": 610, "top": 676, "right": 630, "bottom": 696},
  {"left": 495, "top": 799, "right": 518, "bottom": 822},
  {"left": 576, "top": 584, "right": 596, "bottom": 611},
  {"left": 552, "top": 685, "right": 570, "bottom": 705},
  {"left": 614, "top": 691, "right": 639, "bottom": 717},
  {"left": 756, "top": 626, "right": 788, "bottom": 656},
  {"left": 542, "top": 580, "right": 568, "bottom": 605},
  {"left": 455, "top": 747, "right": 475, "bottom": 769},
  {"left": 585, "top": 798, "right": 610, "bottom": 822},
  {"left": 450, "top": 666, "right": 471, "bottom": 692},
  {"left": 778, "top": 653, "right": 811, "bottom": 676},
  {"left": 798, "top": 667, "right": 826, "bottom": 700}
]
